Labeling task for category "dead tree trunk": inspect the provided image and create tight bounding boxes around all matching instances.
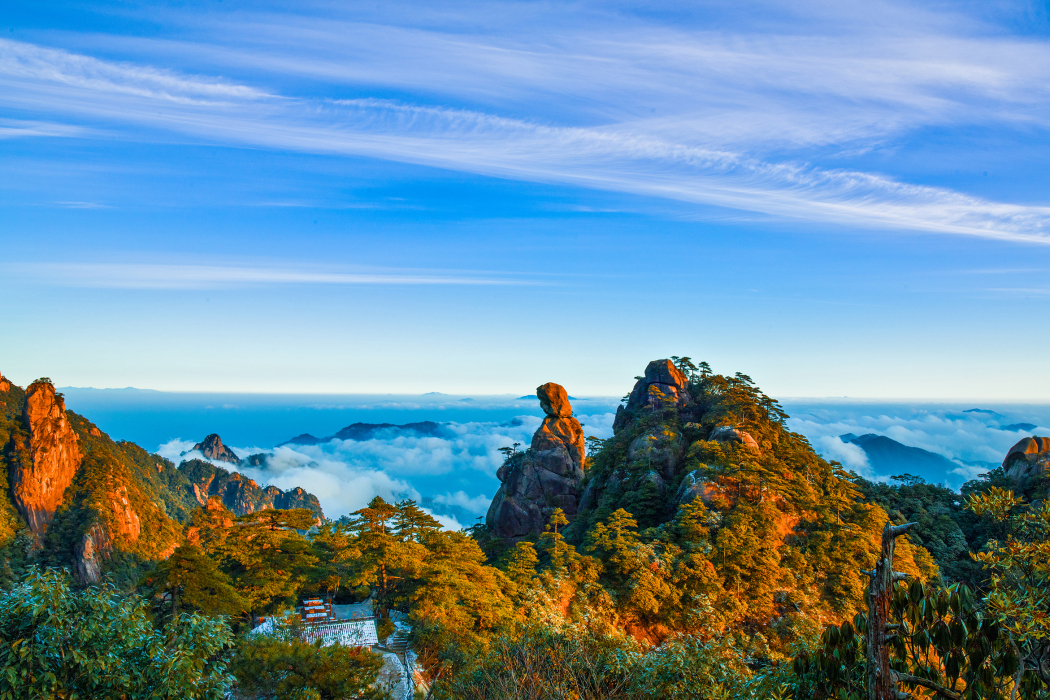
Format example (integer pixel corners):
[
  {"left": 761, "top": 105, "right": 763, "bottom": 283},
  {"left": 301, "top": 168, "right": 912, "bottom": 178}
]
[{"left": 865, "top": 521, "right": 917, "bottom": 700}]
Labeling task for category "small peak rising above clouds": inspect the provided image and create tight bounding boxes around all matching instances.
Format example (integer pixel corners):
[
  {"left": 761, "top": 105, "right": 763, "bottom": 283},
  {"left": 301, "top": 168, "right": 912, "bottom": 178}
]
[{"left": 185, "top": 433, "right": 241, "bottom": 465}]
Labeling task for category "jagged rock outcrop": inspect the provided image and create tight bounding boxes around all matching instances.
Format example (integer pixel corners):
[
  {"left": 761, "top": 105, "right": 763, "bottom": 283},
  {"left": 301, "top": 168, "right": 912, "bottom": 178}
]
[
  {"left": 1003, "top": 436, "right": 1050, "bottom": 485},
  {"left": 0, "top": 374, "right": 324, "bottom": 586},
  {"left": 188, "top": 433, "right": 242, "bottom": 465},
  {"left": 677, "top": 470, "right": 719, "bottom": 506},
  {"left": 12, "top": 381, "right": 82, "bottom": 544},
  {"left": 178, "top": 458, "right": 323, "bottom": 518},
  {"left": 711, "top": 425, "right": 760, "bottom": 452},
  {"left": 614, "top": 359, "right": 690, "bottom": 433},
  {"left": 0, "top": 373, "right": 10, "bottom": 392},
  {"left": 486, "top": 382, "right": 586, "bottom": 539},
  {"left": 75, "top": 524, "right": 112, "bottom": 584},
  {"left": 628, "top": 428, "right": 683, "bottom": 479}
]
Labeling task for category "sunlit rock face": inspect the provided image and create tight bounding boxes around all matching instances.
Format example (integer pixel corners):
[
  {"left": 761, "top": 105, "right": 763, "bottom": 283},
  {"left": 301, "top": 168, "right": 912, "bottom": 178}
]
[
  {"left": 178, "top": 458, "right": 323, "bottom": 519},
  {"left": 13, "top": 381, "right": 82, "bottom": 544},
  {"left": 486, "top": 382, "right": 586, "bottom": 539},
  {"left": 1003, "top": 436, "right": 1050, "bottom": 485},
  {"left": 614, "top": 359, "right": 690, "bottom": 433}
]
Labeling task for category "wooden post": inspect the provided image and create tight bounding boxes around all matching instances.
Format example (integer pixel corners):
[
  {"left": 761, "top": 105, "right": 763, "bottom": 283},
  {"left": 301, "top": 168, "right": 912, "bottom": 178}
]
[{"left": 866, "top": 522, "right": 917, "bottom": 700}]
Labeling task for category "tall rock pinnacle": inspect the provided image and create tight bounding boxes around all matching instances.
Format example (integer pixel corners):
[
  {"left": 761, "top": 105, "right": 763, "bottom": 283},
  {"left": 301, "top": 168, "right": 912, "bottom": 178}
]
[
  {"left": 486, "top": 382, "right": 586, "bottom": 539},
  {"left": 13, "top": 380, "right": 82, "bottom": 543}
]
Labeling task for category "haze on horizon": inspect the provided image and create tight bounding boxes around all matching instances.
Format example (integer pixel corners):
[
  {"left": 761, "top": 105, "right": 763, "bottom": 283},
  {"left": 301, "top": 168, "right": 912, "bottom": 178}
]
[{"left": 2, "top": 0, "right": 1049, "bottom": 400}]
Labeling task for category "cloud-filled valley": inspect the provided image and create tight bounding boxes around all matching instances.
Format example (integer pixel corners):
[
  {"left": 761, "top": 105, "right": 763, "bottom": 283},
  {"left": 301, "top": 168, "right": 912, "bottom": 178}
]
[{"left": 159, "top": 411, "right": 618, "bottom": 529}]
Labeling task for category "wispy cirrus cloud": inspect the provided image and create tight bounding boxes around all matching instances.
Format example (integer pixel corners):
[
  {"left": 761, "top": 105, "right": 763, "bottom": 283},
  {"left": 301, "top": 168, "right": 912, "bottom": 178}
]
[
  {"left": 0, "top": 38, "right": 268, "bottom": 105},
  {"left": 11, "top": 262, "right": 543, "bottom": 289},
  {"left": 0, "top": 117, "right": 86, "bottom": 139},
  {"left": 2, "top": 1, "right": 1050, "bottom": 242}
]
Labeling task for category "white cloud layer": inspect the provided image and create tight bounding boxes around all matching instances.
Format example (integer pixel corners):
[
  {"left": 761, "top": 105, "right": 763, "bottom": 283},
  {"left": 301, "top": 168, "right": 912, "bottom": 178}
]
[{"left": 153, "top": 412, "right": 622, "bottom": 527}]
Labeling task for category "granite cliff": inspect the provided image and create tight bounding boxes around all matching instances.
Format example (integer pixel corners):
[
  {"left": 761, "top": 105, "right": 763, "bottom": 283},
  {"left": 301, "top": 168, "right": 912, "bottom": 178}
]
[
  {"left": 178, "top": 455, "right": 322, "bottom": 518},
  {"left": 11, "top": 380, "right": 82, "bottom": 544},
  {"left": 188, "top": 433, "right": 242, "bottom": 465}
]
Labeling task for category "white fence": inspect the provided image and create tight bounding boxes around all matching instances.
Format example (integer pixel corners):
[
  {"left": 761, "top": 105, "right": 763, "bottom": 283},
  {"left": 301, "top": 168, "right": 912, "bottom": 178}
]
[
  {"left": 250, "top": 617, "right": 379, "bottom": 649},
  {"left": 298, "top": 618, "right": 380, "bottom": 648}
]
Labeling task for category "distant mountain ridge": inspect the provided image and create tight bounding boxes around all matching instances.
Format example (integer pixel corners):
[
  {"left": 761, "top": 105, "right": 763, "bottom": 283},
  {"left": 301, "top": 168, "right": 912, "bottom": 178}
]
[
  {"left": 840, "top": 433, "right": 960, "bottom": 484},
  {"left": 279, "top": 421, "right": 448, "bottom": 446}
]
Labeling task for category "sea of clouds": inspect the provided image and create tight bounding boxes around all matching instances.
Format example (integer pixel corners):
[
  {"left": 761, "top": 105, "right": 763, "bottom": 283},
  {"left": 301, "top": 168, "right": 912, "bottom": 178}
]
[
  {"left": 156, "top": 400, "right": 1049, "bottom": 529},
  {"left": 159, "top": 412, "right": 617, "bottom": 529},
  {"left": 782, "top": 401, "right": 1050, "bottom": 486}
]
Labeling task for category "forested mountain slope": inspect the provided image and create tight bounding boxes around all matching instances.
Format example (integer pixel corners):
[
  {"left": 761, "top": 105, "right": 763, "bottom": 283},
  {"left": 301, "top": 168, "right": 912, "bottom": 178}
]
[{"left": 0, "top": 374, "right": 320, "bottom": 588}]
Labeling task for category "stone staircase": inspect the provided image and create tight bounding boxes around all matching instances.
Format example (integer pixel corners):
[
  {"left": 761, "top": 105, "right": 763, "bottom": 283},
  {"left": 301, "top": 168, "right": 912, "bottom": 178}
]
[{"left": 388, "top": 628, "right": 410, "bottom": 654}]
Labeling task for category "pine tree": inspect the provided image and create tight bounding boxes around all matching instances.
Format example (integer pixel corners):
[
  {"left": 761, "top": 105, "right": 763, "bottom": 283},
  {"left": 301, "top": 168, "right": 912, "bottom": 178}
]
[{"left": 141, "top": 543, "right": 244, "bottom": 621}]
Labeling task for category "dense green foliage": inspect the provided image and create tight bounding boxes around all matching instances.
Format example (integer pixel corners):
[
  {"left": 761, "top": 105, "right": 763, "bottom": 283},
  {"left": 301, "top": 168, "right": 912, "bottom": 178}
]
[
  {"left": 140, "top": 543, "right": 245, "bottom": 621},
  {"left": 0, "top": 382, "right": 31, "bottom": 587},
  {"left": 0, "top": 568, "right": 233, "bottom": 699}
]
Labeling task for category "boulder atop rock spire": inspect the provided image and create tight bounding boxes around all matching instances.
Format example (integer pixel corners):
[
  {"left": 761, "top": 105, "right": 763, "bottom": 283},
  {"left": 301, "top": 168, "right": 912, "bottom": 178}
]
[{"left": 486, "top": 382, "right": 586, "bottom": 539}]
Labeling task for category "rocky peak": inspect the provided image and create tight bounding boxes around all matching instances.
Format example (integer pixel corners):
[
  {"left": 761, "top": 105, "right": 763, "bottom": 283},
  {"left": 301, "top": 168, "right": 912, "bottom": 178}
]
[
  {"left": 0, "top": 372, "right": 10, "bottom": 392},
  {"left": 538, "top": 382, "right": 573, "bottom": 417},
  {"left": 1003, "top": 436, "right": 1050, "bottom": 486},
  {"left": 486, "top": 382, "right": 587, "bottom": 539},
  {"left": 13, "top": 380, "right": 83, "bottom": 544},
  {"left": 190, "top": 433, "right": 242, "bottom": 465},
  {"left": 614, "top": 359, "right": 691, "bottom": 433}
]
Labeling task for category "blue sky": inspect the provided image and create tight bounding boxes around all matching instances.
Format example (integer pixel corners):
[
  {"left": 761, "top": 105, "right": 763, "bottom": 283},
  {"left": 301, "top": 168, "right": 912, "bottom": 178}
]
[{"left": 2, "top": 0, "right": 1049, "bottom": 398}]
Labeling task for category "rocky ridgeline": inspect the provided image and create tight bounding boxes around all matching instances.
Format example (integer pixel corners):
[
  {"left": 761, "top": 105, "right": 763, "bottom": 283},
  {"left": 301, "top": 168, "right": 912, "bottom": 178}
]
[
  {"left": 178, "top": 433, "right": 320, "bottom": 517},
  {"left": 179, "top": 457, "right": 321, "bottom": 517},
  {"left": 189, "top": 433, "right": 243, "bottom": 465},
  {"left": 487, "top": 359, "right": 767, "bottom": 541},
  {"left": 486, "top": 382, "right": 586, "bottom": 538},
  {"left": 613, "top": 358, "right": 692, "bottom": 431},
  {"left": 0, "top": 373, "right": 321, "bottom": 585}
]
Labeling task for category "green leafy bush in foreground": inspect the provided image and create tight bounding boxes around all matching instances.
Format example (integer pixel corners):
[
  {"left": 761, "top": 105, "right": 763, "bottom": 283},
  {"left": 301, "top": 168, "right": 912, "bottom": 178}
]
[{"left": 0, "top": 568, "right": 234, "bottom": 700}]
